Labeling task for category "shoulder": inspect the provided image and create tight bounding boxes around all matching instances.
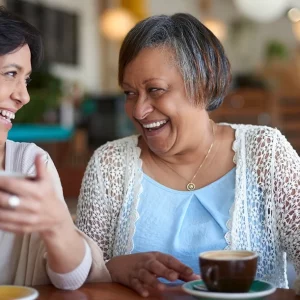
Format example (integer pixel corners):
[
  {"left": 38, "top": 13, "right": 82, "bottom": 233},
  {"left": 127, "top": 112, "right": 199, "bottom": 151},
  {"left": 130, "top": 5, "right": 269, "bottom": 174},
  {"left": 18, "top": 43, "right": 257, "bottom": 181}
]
[
  {"left": 6, "top": 140, "right": 47, "bottom": 158},
  {"left": 230, "top": 124, "right": 296, "bottom": 162},
  {"left": 231, "top": 124, "right": 283, "bottom": 145},
  {"left": 6, "top": 140, "right": 49, "bottom": 174},
  {"left": 92, "top": 135, "right": 139, "bottom": 164}
]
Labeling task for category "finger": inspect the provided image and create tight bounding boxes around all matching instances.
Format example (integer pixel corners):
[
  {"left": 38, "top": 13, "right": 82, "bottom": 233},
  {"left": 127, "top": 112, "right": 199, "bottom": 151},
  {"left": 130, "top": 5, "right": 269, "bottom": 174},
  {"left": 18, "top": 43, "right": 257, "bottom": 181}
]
[
  {"left": 0, "top": 209, "right": 39, "bottom": 227},
  {"left": 35, "top": 154, "right": 47, "bottom": 180},
  {"left": 155, "top": 252, "right": 193, "bottom": 277},
  {"left": 0, "top": 192, "right": 40, "bottom": 212},
  {"left": 130, "top": 277, "right": 149, "bottom": 298},
  {"left": 138, "top": 268, "right": 165, "bottom": 290},
  {"left": 0, "top": 176, "right": 35, "bottom": 197},
  {"left": 0, "top": 221, "right": 34, "bottom": 234},
  {"left": 144, "top": 259, "right": 179, "bottom": 281}
]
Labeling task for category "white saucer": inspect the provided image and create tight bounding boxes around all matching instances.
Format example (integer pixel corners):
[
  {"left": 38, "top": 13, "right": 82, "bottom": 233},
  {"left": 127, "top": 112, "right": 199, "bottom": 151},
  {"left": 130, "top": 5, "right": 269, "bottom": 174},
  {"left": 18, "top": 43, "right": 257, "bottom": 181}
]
[{"left": 182, "top": 279, "right": 276, "bottom": 299}]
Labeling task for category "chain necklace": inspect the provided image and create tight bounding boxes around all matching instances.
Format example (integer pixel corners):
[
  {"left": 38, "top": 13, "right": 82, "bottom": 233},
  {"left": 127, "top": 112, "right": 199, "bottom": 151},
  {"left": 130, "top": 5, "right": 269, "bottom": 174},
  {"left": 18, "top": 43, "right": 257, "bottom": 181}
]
[{"left": 159, "top": 120, "right": 216, "bottom": 191}]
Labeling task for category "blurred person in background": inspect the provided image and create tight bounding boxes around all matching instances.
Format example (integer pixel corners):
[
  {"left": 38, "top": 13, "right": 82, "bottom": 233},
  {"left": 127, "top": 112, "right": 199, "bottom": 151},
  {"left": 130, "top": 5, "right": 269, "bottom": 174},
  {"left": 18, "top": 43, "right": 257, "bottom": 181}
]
[
  {"left": 0, "top": 7, "right": 109, "bottom": 288},
  {"left": 76, "top": 13, "right": 300, "bottom": 297}
]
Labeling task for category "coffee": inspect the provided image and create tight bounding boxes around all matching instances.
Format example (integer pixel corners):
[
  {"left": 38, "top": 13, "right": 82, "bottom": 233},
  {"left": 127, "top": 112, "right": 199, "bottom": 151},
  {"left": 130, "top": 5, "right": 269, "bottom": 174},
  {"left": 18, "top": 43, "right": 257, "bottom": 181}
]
[
  {"left": 199, "top": 250, "right": 258, "bottom": 293},
  {"left": 201, "top": 250, "right": 257, "bottom": 260}
]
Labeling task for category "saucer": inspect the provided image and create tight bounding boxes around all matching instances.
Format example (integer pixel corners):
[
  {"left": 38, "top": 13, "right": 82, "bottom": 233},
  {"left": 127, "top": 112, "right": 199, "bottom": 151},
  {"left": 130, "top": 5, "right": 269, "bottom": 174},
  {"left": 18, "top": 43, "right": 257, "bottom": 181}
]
[
  {"left": 0, "top": 285, "right": 39, "bottom": 300},
  {"left": 182, "top": 280, "right": 276, "bottom": 299}
]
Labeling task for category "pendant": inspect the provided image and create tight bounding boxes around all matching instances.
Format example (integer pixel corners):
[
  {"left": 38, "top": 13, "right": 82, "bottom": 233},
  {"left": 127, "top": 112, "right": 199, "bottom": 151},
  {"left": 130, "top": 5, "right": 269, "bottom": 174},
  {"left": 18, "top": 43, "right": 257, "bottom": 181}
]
[{"left": 186, "top": 182, "right": 196, "bottom": 191}]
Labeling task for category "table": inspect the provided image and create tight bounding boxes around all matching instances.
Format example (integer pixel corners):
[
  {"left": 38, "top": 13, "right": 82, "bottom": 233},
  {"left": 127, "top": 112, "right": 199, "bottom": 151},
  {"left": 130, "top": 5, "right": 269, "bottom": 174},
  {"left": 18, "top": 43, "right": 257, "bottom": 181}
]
[{"left": 35, "top": 283, "right": 300, "bottom": 300}]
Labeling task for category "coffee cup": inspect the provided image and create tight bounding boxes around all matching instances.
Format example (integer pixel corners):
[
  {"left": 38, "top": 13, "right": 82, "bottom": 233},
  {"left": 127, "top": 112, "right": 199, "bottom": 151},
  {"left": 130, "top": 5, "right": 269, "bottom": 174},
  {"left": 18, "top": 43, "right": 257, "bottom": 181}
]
[{"left": 199, "top": 250, "right": 258, "bottom": 293}]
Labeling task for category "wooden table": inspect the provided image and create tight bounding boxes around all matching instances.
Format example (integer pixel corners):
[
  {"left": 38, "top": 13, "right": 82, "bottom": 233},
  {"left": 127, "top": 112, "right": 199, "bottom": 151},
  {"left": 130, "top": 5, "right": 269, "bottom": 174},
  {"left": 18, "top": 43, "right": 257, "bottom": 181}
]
[{"left": 35, "top": 283, "right": 300, "bottom": 300}]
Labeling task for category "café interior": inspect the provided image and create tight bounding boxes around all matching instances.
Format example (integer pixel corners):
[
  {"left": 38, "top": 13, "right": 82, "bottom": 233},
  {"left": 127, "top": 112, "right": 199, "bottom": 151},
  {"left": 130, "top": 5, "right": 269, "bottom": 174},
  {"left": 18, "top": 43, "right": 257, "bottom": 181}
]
[{"left": 2, "top": 0, "right": 300, "bottom": 298}]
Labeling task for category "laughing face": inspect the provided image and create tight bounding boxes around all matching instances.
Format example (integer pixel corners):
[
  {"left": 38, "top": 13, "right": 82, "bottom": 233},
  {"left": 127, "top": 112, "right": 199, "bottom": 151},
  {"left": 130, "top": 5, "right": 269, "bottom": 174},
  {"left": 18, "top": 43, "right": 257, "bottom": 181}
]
[
  {"left": 122, "top": 47, "right": 206, "bottom": 156},
  {"left": 0, "top": 44, "right": 31, "bottom": 132}
]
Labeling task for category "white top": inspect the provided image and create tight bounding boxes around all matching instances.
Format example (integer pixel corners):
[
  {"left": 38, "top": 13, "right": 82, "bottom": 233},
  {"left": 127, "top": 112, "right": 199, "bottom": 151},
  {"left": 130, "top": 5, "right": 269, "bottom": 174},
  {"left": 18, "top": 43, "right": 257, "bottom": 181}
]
[
  {"left": 0, "top": 140, "right": 92, "bottom": 290},
  {"left": 76, "top": 124, "right": 300, "bottom": 292}
]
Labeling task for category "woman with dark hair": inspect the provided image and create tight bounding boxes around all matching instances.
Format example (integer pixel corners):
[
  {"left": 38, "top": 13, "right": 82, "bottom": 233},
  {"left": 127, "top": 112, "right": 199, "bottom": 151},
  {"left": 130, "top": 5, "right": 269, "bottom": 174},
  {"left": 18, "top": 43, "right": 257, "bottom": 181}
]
[
  {"left": 76, "top": 13, "right": 300, "bottom": 297},
  {"left": 0, "top": 7, "right": 109, "bottom": 288}
]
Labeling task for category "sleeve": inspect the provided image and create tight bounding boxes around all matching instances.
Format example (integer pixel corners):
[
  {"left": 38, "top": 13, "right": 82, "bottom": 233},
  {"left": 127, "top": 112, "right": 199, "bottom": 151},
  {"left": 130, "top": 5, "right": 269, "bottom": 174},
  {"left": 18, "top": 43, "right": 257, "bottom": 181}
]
[
  {"left": 273, "top": 130, "right": 300, "bottom": 293},
  {"left": 46, "top": 239, "right": 92, "bottom": 290},
  {"left": 75, "top": 144, "right": 124, "bottom": 262}
]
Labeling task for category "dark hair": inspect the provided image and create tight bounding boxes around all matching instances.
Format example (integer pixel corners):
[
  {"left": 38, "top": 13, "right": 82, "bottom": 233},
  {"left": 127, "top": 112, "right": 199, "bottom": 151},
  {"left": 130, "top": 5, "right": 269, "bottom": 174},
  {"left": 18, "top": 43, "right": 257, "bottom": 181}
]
[
  {"left": 119, "top": 13, "right": 231, "bottom": 111},
  {"left": 0, "top": 6, "right": 43, "bottom": 69}
]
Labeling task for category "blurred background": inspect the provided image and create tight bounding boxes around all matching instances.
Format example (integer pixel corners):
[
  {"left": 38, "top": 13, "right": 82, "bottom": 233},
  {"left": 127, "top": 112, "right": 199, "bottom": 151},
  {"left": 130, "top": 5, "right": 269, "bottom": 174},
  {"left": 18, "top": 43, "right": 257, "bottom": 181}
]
[{"left": 2, "top": 0, "right": 300, "bottom": 211}]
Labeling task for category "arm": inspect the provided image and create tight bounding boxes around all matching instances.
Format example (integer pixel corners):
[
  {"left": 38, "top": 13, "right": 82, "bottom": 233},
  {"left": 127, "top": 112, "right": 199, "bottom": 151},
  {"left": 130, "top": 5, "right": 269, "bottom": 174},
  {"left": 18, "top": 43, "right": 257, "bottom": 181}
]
[
  {"left": 75, "top": 146, "right": 123, "bottom": 262},
  {"left": 0, "top": 154, "right": 93, "bottom": 289},
  {"left": 273, "top": 131, "right": 300, "bottom": 293},
  {"left": 41, "top": 155, "right": 87, "bottom": 276},
  {"left": 44, "top": 155, "right": 110, "bottom": 287}
]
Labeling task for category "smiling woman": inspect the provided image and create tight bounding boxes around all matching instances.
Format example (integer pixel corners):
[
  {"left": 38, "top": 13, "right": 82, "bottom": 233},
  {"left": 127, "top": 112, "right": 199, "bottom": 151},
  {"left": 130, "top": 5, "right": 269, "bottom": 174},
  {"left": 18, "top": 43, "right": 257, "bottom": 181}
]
[
  {"left": 0, "top": 6, "right": 110, "bottom": 289},
  {"left": 75, "top": 12, "right": 300, "bottom": 298}
]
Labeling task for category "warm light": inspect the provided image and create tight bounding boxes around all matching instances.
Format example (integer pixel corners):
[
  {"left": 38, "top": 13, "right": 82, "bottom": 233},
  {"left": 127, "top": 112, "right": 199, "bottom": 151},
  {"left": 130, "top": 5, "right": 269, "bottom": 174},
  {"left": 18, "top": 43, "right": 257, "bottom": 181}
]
[
  {"left": 292, "top": 21, "right": 300, "bottom": 41},
  {"left": 100, "top": 8, "right": 137, "bottom": 41},
  {"left": 234, "top": 0, "right": 288, "bottom": 23},
  {"left": 203, "top": 18, "right": 227, "bottom": 41},
  {"left": 288, "top": 8, "right": 300, "bottom": 23}
]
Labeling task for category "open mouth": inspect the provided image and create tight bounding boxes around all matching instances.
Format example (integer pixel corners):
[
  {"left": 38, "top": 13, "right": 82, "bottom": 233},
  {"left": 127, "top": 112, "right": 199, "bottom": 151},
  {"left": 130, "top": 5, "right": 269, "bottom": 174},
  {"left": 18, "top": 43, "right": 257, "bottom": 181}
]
[
  {"left": 142, "top": 120, "right": 169, "bottom": 132},
  {"left": 0, "top": 110, "right": 15, "bottom": 123}
]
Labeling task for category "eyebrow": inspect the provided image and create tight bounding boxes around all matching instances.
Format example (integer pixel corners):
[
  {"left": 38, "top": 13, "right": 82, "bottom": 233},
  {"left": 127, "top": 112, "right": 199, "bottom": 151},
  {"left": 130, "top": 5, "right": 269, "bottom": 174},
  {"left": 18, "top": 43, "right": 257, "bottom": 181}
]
[
  {"left": 122, "top": 77, "right": 163, "bottom": 87},
  {"left": 142, "top": 78, "right": 163, "bottom": 84},
  {"left": 2, "top": 63, "right": 32, "bottom": 76}
]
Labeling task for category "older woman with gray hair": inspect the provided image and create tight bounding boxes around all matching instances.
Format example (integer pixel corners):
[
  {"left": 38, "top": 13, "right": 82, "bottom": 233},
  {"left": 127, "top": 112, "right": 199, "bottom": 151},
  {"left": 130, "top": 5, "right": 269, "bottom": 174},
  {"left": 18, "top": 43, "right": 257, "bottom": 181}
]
[{"left": 76, "top": 13, "right": 300, "bottom": 297}]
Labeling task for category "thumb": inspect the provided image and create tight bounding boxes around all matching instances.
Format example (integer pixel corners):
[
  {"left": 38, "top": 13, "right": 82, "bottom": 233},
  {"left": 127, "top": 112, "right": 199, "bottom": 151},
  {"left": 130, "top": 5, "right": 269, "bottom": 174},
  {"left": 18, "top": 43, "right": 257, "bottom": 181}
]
[{"left": 34, "top": 154, "right": 47, "bottom": 180}]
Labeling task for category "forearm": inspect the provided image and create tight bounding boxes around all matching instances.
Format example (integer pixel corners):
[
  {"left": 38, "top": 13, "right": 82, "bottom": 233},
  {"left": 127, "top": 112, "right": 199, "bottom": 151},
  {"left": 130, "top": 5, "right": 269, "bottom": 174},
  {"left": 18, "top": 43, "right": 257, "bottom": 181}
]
[
  {"left": 47, "top": 239, "right": 92, "bottom": 290},
  {"left": 42, "top": 223, "right": 86, "bottom": 274}
]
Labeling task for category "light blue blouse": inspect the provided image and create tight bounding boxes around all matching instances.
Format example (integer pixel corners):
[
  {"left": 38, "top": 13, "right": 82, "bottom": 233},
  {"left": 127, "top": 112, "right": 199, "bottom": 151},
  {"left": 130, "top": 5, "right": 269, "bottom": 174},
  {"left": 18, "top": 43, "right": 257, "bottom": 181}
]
[{"left": 131, "top": 168, "right": 236, "bottom": 277}]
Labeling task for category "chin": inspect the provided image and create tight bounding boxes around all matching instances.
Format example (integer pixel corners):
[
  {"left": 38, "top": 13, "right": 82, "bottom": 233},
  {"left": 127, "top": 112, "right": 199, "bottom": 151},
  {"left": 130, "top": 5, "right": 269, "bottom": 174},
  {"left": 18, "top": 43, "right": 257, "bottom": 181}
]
[{"left": 147, "top": 142, "right": 171, "bottom": 156}]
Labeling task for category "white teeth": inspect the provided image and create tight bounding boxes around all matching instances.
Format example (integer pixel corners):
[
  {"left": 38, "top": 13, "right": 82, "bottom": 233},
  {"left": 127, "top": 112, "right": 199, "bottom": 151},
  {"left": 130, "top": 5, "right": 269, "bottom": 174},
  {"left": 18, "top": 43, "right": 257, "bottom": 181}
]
[
  {"left": 143, "top": 120, "right": 167, "bottom": 129},
  {"left": 0, "top": 110, "right": 15, "bottom": 120}
]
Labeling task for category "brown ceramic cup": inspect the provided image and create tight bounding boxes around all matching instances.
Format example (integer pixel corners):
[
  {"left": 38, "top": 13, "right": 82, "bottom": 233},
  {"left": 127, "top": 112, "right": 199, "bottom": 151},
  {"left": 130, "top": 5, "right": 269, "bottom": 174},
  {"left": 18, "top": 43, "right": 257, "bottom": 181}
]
[{"left": 199, "top": 250, "right": 258, "bottom": 293}]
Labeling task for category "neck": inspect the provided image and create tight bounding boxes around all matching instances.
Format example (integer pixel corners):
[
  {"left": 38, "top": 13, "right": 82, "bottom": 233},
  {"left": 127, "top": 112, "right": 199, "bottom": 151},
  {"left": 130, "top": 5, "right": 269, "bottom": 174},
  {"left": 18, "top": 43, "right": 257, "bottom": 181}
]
[{"left": 151, "top": 119, "right": 215, "bottom": 167}]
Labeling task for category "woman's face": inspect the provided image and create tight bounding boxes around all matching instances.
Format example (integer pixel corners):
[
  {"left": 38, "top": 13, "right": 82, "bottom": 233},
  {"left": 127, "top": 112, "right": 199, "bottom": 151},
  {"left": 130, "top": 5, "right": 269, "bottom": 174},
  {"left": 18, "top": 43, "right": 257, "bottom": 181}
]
[
  {"left": 122, "top": 47, "right": 206, "bottom": 156},
  {"left": 0, "top": 44, "right": 31, "bottom": 131}
]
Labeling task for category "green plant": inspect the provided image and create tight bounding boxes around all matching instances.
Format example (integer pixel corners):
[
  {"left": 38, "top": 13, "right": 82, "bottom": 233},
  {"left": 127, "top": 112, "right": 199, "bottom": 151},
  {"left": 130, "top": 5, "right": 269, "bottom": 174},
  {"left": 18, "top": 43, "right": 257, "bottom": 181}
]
[
  {"left": 14, "top": 64, "right": 62, "bottom": 123},
  {"left": 265, "top": 40, "right": 289, "bottom": 61}
]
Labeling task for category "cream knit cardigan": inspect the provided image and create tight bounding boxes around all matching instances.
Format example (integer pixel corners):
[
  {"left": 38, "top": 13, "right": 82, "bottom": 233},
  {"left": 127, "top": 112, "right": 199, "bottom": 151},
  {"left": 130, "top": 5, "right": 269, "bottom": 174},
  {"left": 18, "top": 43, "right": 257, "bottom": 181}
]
[
  {"left": 76, "top": 124, "right": 300, "bottom": 291},
  {"left": 0, "top": 140, "right": 110, "bottom": 286}
]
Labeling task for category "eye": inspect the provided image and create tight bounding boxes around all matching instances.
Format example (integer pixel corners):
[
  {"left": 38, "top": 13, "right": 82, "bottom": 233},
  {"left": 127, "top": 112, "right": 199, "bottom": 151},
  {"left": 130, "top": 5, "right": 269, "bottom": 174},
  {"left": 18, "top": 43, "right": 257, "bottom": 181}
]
[
  {"left": 25, "top": 77, "right": 32, "bottom": 86},
  {"left": 5, "top": 71, "right": 17, "bottom": 78},
  {"left": 124, "top": 91, "right": 136, "bottom": 99},
  {"left": 148, "top": 88, "right": 160, "bottom": 93},
  {"left": 148, "top": 88, "right": 165, "bottom": 96}
]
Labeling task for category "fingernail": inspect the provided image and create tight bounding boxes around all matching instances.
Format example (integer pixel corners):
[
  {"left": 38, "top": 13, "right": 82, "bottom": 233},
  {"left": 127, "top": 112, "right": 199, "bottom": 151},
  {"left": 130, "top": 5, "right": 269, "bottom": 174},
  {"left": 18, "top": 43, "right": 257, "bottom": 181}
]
[{"left": 142, "top": 291, "right": 149, "bottom": 297}]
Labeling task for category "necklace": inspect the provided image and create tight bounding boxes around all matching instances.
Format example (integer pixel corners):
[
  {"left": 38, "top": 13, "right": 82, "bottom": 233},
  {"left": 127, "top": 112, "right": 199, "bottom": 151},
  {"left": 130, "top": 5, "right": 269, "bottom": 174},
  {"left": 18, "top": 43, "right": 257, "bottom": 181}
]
[{"left": 159, "top": 120, "right": 216, "bottom": 191}]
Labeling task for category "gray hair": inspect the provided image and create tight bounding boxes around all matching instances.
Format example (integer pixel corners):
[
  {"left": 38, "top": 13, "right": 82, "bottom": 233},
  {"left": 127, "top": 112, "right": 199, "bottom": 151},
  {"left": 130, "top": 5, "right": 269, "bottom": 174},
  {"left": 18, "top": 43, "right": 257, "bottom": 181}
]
[{"left": 119, "top": 13, "right": 231, "bottom": 111}]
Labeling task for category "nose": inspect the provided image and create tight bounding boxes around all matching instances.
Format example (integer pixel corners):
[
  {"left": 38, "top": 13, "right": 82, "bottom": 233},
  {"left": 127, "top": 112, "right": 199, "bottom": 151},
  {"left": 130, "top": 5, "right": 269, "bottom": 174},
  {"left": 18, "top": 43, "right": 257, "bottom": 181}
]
[
  {"left": 133, "top": 96, "right": 154, "bottom": 120},
  {"left": 11, "top": 80, "right": 30, "bottom": 105}
]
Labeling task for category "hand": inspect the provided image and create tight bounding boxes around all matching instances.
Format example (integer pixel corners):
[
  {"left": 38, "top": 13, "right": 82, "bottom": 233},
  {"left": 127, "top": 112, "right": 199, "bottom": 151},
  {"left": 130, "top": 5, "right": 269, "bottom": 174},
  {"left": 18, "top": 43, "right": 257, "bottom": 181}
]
[
  {"left": 0, "top": 155, "right": 73, "bottom": 236},
  {"left": 106, "top": 252, "right": 200, "bottom": 297}
]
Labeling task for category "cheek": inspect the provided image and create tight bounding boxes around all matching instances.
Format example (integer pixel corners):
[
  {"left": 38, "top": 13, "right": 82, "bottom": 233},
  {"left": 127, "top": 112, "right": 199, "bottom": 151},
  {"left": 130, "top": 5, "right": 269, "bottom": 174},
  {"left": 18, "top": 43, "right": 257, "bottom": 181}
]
[
  {"left": 124, "top": 101, "right": 134, "bottom": 119},
  {"left": 0, "top": 83, "right": 11, "bottom": 101}
]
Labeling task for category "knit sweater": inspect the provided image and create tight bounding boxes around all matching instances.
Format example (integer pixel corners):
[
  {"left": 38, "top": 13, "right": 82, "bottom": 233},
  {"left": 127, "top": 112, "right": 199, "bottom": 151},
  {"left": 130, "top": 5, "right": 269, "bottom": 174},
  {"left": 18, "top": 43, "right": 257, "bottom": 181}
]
[{"left": 76, "top": 124, "right": 300, "bottom": 291}]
